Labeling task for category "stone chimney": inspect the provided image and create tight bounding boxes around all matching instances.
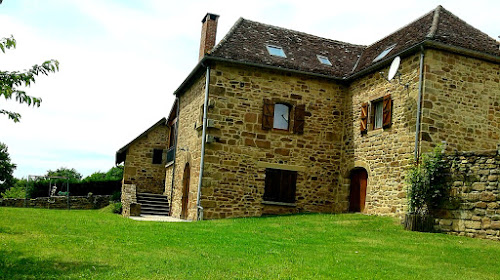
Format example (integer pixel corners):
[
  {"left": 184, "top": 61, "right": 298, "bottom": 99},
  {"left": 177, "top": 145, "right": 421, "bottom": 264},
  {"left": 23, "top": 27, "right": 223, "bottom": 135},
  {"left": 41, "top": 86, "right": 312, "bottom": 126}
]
[{"left": 199, "top": 13, "right": 219, "bottom": 61}]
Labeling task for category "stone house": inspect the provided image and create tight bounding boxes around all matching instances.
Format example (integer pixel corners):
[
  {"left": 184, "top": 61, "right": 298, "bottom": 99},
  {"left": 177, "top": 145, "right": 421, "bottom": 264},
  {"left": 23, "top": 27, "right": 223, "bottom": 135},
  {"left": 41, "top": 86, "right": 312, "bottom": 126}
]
[{"left": 117, "top": 6, "right": 499, "bottom": 222}]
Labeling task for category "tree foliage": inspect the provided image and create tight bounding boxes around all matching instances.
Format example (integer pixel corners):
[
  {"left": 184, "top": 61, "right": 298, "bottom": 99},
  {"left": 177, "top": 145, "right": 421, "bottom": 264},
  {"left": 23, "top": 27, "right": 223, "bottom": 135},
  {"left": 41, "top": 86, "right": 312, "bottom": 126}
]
[
  {"left": 0, "top": 142, "right": 16, "bottom": 194},
  {"left": 1, "top": 35, "right": 59, "bottom": 122},
  {"left": 46, "top": 167, "right": 82, "bottom": 181}
]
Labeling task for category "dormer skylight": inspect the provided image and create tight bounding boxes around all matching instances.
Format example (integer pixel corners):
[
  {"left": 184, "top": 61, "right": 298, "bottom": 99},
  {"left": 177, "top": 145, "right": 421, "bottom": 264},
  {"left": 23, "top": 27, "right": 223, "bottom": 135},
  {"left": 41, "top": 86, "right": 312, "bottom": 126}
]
[
  {"left": 266, "top": 45, "right": 286, "bottom": 58},
  {"left": 373, "top": 43, "right": 397, "bottom": 62},
  {"left": 317, "top": 55, "right": 332, "bottom": 66}
]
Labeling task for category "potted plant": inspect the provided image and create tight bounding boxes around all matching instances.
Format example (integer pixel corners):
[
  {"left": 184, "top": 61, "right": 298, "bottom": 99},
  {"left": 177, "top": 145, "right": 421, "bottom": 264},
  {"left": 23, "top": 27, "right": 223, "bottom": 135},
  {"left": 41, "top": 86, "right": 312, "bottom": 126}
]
[{"left": 405, "top": 145, "right": 449, "bottom": 232}]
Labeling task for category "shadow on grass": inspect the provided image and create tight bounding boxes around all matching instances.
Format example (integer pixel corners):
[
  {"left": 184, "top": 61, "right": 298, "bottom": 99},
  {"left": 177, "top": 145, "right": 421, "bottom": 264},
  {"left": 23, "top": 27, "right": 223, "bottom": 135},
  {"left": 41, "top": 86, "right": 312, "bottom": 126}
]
[{"left": 0, "top": 250, "right": 109, "bottom": 279}]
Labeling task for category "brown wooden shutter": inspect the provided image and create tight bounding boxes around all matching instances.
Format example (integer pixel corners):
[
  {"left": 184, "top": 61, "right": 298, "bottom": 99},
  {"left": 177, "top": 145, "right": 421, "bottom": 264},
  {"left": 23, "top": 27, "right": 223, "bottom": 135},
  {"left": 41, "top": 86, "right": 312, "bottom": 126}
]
[
  {"left": 360, "top": 102, "right": 368, "bottom": 133},
  {"left": 382, "top": 94, "right": 392, "bottom": 128},
  {"left": 262, "top": 99, "right": 274, "bottom": 130},
  {"left": 264, "top": 168, "right": 280, "bottom": 201},
  {"left": 293, "top": 104, "right": 305, "bottom": 134}
]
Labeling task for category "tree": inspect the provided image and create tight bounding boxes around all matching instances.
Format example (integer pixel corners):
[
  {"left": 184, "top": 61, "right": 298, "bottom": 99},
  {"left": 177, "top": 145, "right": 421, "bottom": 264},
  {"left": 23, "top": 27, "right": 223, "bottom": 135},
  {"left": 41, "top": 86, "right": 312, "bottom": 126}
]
[
  {"left": 46, "top": 167, "right": 82, "bottom": 181},
  {"left": 105, "top": 165, "right": 123, "bottom": 181},
  {"left": 0, "top": 142, "right": 16, "bottom": 193},
  {"left": 1, "top": 35, "right": 59, "bottom": 122}
]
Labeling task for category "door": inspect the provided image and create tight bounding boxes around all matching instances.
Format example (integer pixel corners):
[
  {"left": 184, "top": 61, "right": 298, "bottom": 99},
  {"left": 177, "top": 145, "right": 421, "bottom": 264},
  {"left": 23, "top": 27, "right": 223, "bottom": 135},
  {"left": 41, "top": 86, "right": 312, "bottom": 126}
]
[
  {"left": 181, "top": 163, "right": 190, "bottom": 219},
  {"left": 349, "top": 168, "right": 368, "bottom": 212}
]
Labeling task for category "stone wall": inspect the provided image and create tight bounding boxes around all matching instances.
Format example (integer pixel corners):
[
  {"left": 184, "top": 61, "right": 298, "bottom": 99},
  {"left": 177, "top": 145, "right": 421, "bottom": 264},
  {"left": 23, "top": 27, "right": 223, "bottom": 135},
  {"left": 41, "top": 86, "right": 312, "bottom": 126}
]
[
  {"left": 343, "top": 53, "right": 421, "bottom": 217},
  {"left": 0, "top": 195, "right": 112, "bottom": 210},
  {"left": 435, "top": 151, "right": 500, "bottom": 241},
  {"left": 168, "top": 75, "right": 206, "bottom": 220},
  {"left": 121, "top": 183, "right": 136, "bottom": 217},
  {"left": 122, "top": 124, "right": 169, "bottom": 194},
  {"left": 200, "top": 62, "right": 345, "bottom": 219},
  {"left": 420, "top": 49, "right": 500, "bottom": 153}
]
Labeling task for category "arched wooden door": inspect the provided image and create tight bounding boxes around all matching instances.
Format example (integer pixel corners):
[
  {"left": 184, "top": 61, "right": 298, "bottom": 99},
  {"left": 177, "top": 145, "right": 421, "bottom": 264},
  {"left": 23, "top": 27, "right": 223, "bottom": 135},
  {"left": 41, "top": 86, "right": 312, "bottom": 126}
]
[
  {"left": 349, "top": 168, "right": 368, "bottom": 212},
  {"left": 181, "top": 163, "right": 190, "bottom": 219}
]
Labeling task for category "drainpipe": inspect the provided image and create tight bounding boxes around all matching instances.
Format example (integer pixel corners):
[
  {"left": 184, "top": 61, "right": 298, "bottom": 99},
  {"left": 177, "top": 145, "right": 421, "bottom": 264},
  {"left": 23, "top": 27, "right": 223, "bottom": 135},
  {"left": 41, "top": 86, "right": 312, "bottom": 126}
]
[
  {"left": 196, "top": 64, "right": 210, "bottom": 220},
  {"left": 169, "top": 97, "right": 180, "bottom": 210},
  {"left": 414, "top": 46, "right": 425, "bottom": 161}
]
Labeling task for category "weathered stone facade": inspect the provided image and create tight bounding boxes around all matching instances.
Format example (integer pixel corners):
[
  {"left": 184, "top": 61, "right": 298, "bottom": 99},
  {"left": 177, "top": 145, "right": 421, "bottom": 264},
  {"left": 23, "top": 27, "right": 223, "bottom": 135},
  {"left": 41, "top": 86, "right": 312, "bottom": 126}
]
[
  {"left": 420, "top": 49, "right": 500, "bottom": 153},
  {"left": 197, "top": 63, "right": 346, "bottom": 219},
  {"left": 435, "top": 151, "right": 500, "bottom": 241},
  {"left": 342, "top": 54, "right": 421, "bottom": 217},
  {"left": 122, "top": 124, "right": 169, "bottom": 194},
  {"left": 166, "top": 76, "right": 206, "bottom": 220}
]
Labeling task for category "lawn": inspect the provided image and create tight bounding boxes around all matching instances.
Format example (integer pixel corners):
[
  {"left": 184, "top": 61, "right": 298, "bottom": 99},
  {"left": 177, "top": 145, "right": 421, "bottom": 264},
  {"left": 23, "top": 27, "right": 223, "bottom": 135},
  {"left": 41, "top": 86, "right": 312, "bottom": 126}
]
[{"left": 0, "top": 207, "right": 499, "bottom": 279}]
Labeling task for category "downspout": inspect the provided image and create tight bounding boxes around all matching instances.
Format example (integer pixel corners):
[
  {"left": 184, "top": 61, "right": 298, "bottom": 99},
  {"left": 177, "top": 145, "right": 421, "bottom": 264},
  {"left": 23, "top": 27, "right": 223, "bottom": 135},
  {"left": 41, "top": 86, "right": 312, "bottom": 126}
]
[
  {"left": 414, "top": 46, "right": 425, "bottom": 161},
  {"left": 169, "top": 97, "right": 180, "bottom": 211},
  {"left": 196, "top": 64, "right": 210, "bottom": 220}
]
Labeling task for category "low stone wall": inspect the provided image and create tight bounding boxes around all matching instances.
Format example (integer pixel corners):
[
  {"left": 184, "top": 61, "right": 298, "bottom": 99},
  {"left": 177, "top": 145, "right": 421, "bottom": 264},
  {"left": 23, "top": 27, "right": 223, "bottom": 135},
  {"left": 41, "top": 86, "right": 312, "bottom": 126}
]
[
  {"left": 121, "top": 183, "right": 137, "bottom": 217},
  {"left": 435, "top": 150, "right": 500, "bottom": 241},
  {"left": 0, "top": 195, "right": 112, "bottom": 210}
]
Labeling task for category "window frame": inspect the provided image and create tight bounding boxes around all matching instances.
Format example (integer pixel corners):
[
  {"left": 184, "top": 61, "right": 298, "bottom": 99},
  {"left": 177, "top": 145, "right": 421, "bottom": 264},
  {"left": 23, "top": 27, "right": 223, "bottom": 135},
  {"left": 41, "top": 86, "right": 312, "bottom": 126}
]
[
  {"left": 273, "top": 103, "right": 291, "bottom": 131},
  {"left": 371, "top": 98, "right": 384, "bottom": 130},
  {"left": 263, "top": 168, "right": 297, "bottom": 204},
  {"left": 152, "top": 148, "right": 163, "bottom": 165},
  {"left": 316, "top": 55, "right": 332, "bottom": 66},
  {"left": 266, "top": 45, "right": 287, "bottom": 58}
]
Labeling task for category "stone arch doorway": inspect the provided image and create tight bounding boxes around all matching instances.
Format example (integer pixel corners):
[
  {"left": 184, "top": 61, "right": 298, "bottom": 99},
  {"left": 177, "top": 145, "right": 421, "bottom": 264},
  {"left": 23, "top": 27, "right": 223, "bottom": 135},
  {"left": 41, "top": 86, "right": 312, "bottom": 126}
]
[
  {"left": 180, "top": 163, "right": 190, "bottom": 219},
  {"left": 349, "top": 168, "right": 368, "bottom": 212}
]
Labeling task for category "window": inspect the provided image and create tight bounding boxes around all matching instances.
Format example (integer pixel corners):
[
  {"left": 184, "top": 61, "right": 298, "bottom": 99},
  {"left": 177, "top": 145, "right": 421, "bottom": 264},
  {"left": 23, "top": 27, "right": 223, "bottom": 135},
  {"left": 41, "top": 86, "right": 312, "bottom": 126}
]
[
  {"left": 263, "top": 168, "right": 297, "bottom": 203},
  {"left": 273, "top": 103, "right": 289, "bottom": 130},
  {"left": 360, "top": 95, "right": 392, "bottom": 134},
  {"left": 317, "top": 55, "right": 332, "bottom": 66},
  {"left": 373, "top": 44, "right": 397, "bottom": 62},
  {"left": 262, "top": 99, "right": 306, "bottom": 134},
  {"left": 152, "top": 149, "right": 163, "bottom": 164},
  {"left": 372, "top": 100, "right": 384, "bottom": 129},
  {"left": 266, "top": 45, "right": 287, "bottom": 58}
]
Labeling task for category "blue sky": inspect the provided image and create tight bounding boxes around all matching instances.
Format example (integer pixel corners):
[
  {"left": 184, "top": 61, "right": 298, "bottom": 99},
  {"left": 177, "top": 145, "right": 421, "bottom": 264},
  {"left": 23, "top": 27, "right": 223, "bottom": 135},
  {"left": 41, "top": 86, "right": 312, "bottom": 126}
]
[{"left": 1, "top": 0, "right": 499, "bottom": 178}]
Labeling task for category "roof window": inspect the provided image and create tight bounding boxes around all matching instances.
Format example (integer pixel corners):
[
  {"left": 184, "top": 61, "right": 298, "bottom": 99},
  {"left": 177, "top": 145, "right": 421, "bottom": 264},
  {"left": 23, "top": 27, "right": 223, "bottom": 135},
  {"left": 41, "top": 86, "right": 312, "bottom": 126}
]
[
  {"left": 317, "top": 55, "right": 332, "bottom": 66},
  {"left": 373, "top": 44, "right": 397, "bottom": 62},
  {"left": 266, "top": 45, "right": 286, "bottom": 58}
]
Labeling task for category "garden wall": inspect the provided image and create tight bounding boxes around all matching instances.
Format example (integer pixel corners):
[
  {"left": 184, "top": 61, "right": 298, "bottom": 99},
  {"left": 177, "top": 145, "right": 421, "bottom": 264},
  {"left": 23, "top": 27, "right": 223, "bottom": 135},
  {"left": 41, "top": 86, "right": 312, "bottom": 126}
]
[
  {"left": 435, "top": 150, "right": 500, "bottom": 241},
  {"left": 0, "top": 195, "right": 112, "bottom": 210}
]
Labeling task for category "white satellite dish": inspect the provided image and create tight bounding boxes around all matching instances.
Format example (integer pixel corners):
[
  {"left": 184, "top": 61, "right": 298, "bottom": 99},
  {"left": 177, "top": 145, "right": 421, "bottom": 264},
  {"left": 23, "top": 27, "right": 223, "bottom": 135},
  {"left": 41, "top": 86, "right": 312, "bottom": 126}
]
[{"left": 387, "top": 56, "right": 401, "bottom": 81}]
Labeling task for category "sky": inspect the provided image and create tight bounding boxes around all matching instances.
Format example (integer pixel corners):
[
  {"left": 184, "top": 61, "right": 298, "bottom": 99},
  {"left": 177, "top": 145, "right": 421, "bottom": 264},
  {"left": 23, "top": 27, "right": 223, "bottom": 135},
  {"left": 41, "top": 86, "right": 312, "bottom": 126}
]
[{"left": 0, "top": 0, "right": 499, "bottom": 178}]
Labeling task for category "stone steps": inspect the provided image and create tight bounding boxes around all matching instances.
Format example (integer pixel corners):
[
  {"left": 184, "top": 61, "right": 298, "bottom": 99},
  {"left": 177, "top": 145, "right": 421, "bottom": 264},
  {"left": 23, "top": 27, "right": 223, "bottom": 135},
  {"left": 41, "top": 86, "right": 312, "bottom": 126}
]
[{"left": 136, "top": 192, "right": 170, "bottom": 216}]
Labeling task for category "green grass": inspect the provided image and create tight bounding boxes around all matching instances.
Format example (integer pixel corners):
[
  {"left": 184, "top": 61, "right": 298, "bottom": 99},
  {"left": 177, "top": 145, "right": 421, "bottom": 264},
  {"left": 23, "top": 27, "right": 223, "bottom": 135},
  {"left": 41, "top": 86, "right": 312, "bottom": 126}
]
[{"left": 1, "top": 208, "right": 499, "bottom": 279}]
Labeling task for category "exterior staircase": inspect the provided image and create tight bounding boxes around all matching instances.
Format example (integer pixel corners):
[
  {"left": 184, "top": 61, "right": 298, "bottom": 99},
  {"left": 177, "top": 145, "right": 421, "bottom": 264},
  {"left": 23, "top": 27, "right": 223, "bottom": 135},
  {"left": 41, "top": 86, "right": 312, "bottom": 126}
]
[{"left": 136, "top": 193, "right": 170, "bottom": 216}]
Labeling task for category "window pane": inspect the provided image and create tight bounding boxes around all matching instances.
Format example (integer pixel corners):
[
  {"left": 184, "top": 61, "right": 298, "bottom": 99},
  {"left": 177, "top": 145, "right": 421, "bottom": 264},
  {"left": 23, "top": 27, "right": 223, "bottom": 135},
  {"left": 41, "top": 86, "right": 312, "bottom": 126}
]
[
  {"left": 374, "top": 101, "right": 383, "bottom": 129},
  {"left": 273, "top": 103, "right": 289, "bottom": 130},
  {"left": 266, "top": 45, "right": 286, "bottom": 58}
]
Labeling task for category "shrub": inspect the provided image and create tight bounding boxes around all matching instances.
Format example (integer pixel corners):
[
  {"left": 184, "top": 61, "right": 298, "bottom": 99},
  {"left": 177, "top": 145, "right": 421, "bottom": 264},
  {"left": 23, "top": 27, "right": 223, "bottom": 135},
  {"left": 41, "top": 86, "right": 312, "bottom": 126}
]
[
  {"left": 1, "top": 186, "right": 26, "bottom": 198},
  {"left": 111, "top": 202, "right": 122, "bottom": 214},
  {"left": 406, "top": 145, "right": 449, "bottom": 215}
]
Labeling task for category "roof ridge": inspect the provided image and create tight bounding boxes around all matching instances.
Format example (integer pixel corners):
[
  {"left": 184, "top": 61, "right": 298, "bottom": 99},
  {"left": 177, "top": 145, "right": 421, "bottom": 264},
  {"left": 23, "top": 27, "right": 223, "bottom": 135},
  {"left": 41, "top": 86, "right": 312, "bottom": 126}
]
[
  {"left": 209, "top": 17, "right": 245, "bottom": 55},
  {"left": 426, "top": 5, "right": 441, "bottom": 39},
  {"left": 363, "top": 6, "right": 437, "bottom": 50},
  {"left": 239, "top": 17, "right": 366, "bottom": 48}
]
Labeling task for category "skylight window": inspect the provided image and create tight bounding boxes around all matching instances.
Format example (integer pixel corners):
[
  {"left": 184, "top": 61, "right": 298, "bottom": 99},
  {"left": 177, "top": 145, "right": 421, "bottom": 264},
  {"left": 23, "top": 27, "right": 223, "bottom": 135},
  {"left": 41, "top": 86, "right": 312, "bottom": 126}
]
[
  {"left": 266, "top": 45, "right": 287, "bottom": 58},
  {"left": 317, "top": 55, "right": 332, "bottom": 66},
  {"left": 373, "top": 44, "right": 397, "bottom": 62}
]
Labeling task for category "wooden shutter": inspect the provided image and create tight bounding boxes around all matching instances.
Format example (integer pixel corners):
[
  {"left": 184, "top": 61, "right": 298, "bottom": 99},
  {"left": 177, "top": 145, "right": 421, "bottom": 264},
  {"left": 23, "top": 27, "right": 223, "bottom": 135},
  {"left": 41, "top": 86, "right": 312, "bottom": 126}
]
[
  {"left": 262, "top": 99, "right": 274, "bottom": 130},
  {"left": 280, "top": 170, "right": 297, "bottom": 203},
  {"left": 382, "top": 94, "right": 392, "bottom": 128},
  {"left": 264, "top": 168, "right": 280, "bottom": 201},
  {"left": 293, "top": 104, "right": 305, "bottom": 134},
  {"left": 360, "top": 102, "right": 368, "bottom": 133}
]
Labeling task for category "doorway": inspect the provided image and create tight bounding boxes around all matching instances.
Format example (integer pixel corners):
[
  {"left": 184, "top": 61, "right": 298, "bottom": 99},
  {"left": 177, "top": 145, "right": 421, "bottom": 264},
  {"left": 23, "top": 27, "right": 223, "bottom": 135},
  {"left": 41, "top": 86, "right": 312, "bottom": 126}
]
[
  {"left": 181, "top": 163, "right": 190, "bottom": 219},
  {"left": 349, "top": 168, "right": 368, "bottom": 212}
]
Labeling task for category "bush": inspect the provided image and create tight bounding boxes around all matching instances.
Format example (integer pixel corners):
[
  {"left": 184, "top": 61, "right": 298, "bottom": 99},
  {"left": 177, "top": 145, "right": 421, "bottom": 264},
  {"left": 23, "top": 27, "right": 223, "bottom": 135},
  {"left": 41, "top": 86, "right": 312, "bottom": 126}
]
[
  {"left": 111, "top": 191, "right": 121, "bottom": 202},
  {"left": 1, "top": 186, "right": 26, "bottom": 198},
  {"left": 406, "top": 145, "right": 449, "bottom": 215},
  {"left": 111, "top": 202, "right": 122, "bottom": 214},
  {"left": 27, "top": 179, "right": 121, "bottom": 198}
]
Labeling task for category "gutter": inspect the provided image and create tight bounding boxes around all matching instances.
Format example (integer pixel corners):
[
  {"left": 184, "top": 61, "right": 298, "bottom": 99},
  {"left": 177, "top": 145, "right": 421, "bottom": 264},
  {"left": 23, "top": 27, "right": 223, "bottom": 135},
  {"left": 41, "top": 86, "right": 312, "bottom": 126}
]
[
  {"left": 415, "top": 46, "right": 425, "bottom": 161},
  {"left": 196, "top": 64, "right": 211, "bottom": 220}
]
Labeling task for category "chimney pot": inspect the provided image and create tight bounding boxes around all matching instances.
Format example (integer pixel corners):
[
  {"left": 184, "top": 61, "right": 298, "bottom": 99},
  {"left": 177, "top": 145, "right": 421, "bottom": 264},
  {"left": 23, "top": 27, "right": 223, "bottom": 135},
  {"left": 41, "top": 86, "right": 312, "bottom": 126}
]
[{"left": 199, "top": 13, "right": 219, "bottom": 61}]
